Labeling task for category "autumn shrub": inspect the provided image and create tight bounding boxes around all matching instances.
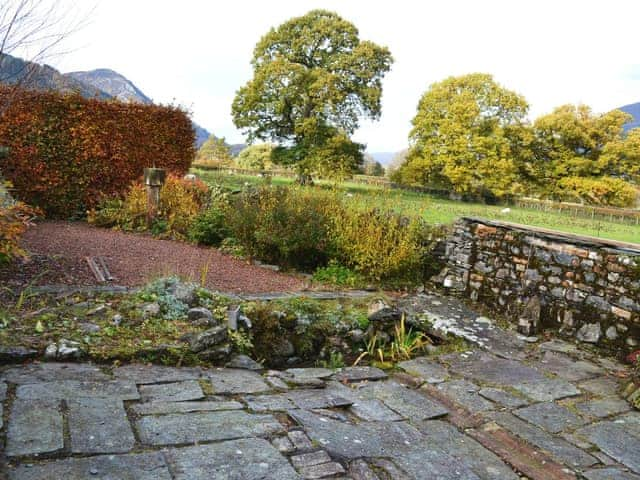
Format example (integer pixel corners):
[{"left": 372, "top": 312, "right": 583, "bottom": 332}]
[
  {"left": 224, "top": 185, "right": 443, "bottom": 282},
  {"left": 0, "top": 86, "right": 195, "bottom": 217},
  {"left": 187, "top": 185, "right": 232, "bottom": 246},
  {"left": 557, "top": 176, "right": 638, "bottom": 207},
  {"left": 0, "top": 201, "right": 39, "bottom": 264},
  {"left": 88, "top": 176, "right": 209, "bottom": 239},
  {"left": 225, "top": 186, "right": 342, "bottom": 270}
]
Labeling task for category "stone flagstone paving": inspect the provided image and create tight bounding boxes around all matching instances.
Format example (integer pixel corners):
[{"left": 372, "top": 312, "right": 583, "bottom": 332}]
[{"left": 1, "top": 325, "right": 639, "bottom": 478}]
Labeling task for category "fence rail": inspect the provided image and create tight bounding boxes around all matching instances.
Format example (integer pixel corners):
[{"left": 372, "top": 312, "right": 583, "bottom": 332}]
[{"left": 516, "top": 198, "right": 640, "bottom": 225}]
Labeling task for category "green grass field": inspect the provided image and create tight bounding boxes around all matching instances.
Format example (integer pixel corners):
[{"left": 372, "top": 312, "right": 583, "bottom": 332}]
[{"left": 192, "top": 168, "right": 640, "bottom": 245}]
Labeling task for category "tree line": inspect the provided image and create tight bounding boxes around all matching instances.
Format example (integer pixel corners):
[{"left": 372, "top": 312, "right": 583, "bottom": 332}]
[{"left": 207, "top": 9, "right": 638, "bottom": 206}]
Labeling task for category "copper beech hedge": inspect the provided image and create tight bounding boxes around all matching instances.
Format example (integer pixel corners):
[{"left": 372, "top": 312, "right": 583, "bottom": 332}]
[{"left": 0, "top": 86, "right": 195, "bottom": 216}]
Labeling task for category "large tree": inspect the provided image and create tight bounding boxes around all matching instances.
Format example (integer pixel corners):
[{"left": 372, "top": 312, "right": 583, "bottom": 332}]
[
  {"left": 531, "top": 104, "right": 632, "bottom": 184},
  {"left": 196, "top": 135, "right": 232, "bottom": 165},
  {"left": 398, "top": 73, "right": 531, "bottom": 200},
  {"left": 231, "top": 10, "right": 393, "bottom": 179}
]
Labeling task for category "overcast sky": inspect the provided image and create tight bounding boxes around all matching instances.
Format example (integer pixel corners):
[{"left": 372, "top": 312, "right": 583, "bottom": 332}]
[{"left": 47, "top": 0, "right": 640, "bottom": 152}]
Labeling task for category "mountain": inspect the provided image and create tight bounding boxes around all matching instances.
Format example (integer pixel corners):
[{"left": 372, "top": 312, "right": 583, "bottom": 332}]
[
  {"left": 368, "top": 151, "right": 397, "bottom": 166},
  {"left": 0, "top": 54, "right": 108, "bottom": 99},
  {"left": 66, "top": 68, "right": 152, "bottom": 104},
  {"left": 0, "top": 54, "right": 212, "bottom": 148},
  {"left": 65, "top": 67, "right": 211, "bottom": 148},
  {"left": 618, "top": 102, "right": 640, "bottom": 132}
]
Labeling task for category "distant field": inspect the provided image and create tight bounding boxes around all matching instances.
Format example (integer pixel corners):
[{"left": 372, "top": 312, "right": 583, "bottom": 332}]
[{"left": 192, "top": 168, "right": 640, "bottom": 245}]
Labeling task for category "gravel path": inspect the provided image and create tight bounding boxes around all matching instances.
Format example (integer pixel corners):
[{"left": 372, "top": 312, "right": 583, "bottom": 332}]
[{"left": 1, "top": 221, "right": 305, "bottom": 294}]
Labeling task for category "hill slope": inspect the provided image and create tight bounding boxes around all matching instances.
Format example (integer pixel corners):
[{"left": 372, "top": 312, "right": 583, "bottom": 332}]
[
  {"left": 66, "top": 68, "right": 152, "bottom": 104},
  {"left": 618, "top": 102, "right": 640, "bottom": 132}
]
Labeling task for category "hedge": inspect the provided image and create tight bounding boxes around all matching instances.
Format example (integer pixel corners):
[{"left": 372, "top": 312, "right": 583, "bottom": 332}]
[{"left": 0, "top": 86, "right": 195, "bottom": 216}]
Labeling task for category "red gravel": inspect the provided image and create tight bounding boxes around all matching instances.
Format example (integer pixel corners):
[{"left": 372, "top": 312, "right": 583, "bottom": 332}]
[{"left": 1, "top": 221, "right": 306, "bottom": 294}]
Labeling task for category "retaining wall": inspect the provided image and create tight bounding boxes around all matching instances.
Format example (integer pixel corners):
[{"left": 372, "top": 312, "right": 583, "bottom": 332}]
[{"left": 438, "top": 217, "right": 640, "bottom": 354}]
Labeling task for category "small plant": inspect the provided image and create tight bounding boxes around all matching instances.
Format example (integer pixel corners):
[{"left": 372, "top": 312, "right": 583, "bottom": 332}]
[
  {"left": 317, "top": 351, "right": 345, "bottom": 369},
  {"left": 228, "top": 329, "right": 254, "bottom": 354},
  {"left": 312, "top": 261, "right": 363, "bottom": 287}
]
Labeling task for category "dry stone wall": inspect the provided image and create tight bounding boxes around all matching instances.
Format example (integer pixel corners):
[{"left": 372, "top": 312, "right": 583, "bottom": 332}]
[{"left": 438, "top": 217, "right": 640, "bottom": 354}]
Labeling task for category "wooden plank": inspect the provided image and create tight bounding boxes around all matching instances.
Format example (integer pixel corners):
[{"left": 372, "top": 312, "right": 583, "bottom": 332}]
[
  {"left": 85, "top": 257, "right": 105, "bottom": 283},
  {"left": 97, "top": 256, "right": 114, "bottom": 282}
]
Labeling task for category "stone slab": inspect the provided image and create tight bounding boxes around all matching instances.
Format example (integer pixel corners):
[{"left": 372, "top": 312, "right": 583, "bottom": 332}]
[
  {"left": 533, "top": 351, "right": 604, "bottom": 382},
  {"left": 208, "top": 368, "right": 270, "bottom": 394},
  {"left": 488, "top": 411, "right": 598, "bottom": 468},
  {"left": 414, "top": 420, "right": 519, "bottom": 480},
  {"left": 290, "top": 409, "right": 426, "bottom": 459},
  {"left": 446, "top": 351, "right": 580, "bottom": 401},
  {"left": 16, "top": 380, "right": 139, "bottom": 401},
  {"left": 358, "top": 380, "right": 448, "bottom": 420},
  {"left": 288, "top": 430, "right": 314, "bottom": 451},
  {"left": 286, "top": 368, "right": 334, "bottom": 379},
  {"left": 333, "top": 366, "right": 387, "bottom": 383},
  {"left": 349, "top": 399, "right": 404, "bottom": 422},
  {"left": 138, "top": 380, "right": 204, "bottom": 402},
  {"left": 8, "top": 452, "right": 171, "bottom": 480},
  {"left": 1, "top": 362, "right": 110, "bottom": 384},
  {"left": 113, "top": 364, "right": 201, "bottom": 384},
  {"left": 291, "top": 450, "right": 332, "bottom": 469},
  {"left": 68, "top": 397, "right": 135, "bottom": 453},
  {"left": 164, "top": 437, "right": 300, "bottom": 480},
  {"left": 436, "top": 380, "right": 494, "bottom": 413},
  {"left": 298, "top": 462, "right": 346, "bottom": 479},
  {"left": 132, "top": 399, "right": 243, "bottom": 415},
  {"left": 6, "top": 398, "right": 63, "bottom": 457},
  {"left": 583, "top": 468, "right": 640, "bottom": 480},
  {"left": 576, "top": 398, "right": 631, "bottom": 419},
  {"left": 244, "top": 394, "right": 296, "bottom": 412},
  {"left": 514, "top": 402, "right": 587, "bottom": 433},
  {"left": 579, "top": 377, "right": 621, "bottom": 396},
  {"left": 136, "top": 410, "right": 284, "bottom": 446},
  {"left": 287, "top": 389, "right": 353, "bottom": 410},
  {"left": 478, "top": 387, "right": 529, "bottom": 408},
  {"left": 397, "top": 357, "right": 448, "bottom": 384},
  {"left": 576, "top": 420, "right": 640, "bottom": 473},
  {"left": 0, "top": 381, "right": 7, "bottom": 400}
]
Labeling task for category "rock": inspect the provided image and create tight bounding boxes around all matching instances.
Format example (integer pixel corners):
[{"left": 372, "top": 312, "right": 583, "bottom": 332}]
[
  {"left": 272, "top": 338, "right": 295, "bottom": 357},
  {"left": 141, "top": 302, "right": 160, "bottom": 318},
  {"left": 44, "top": 343, "right": 58, "bottom": 360},
  {"left": 57, "top": 339, "right": 84, "bottom": 360},
  {"left": 0, "top": 346, "right": 38, "bottom": 363},
  {"left": 606, "top": 326, "right": 619, "bottom": 340},
  {"left": 78, "top": 322, "right": 100, "bottom": 333},
  {"left": 189, "top": 326, "right": 228, "bottom": 353},
  {"left": 367, "top": 300, "right": 402, "bottom": 325},
  {"left": 111, "top": 314, "right": 123, "bottom": 326},
  {"left": 227, "top": 306, "right": 241, "bottom": 330},
  {"left": 238, "top": 314, "right": 252, "bottom": 330},
  {"left": 517, "top": 296, "right": 540, "bottom": 336},
  {"left": 349, "top": 329, "right": 365, "bottom": 343},
  {"left": 198, "top": 344, "right": 232, "bottom": 361},
  {"left": 577, "top": 322, "right": 602, "bottom": 343},
  {"left": 170, "top": 281, "right": 197, "bottom": 306},
  {"left": 226, "top": 354, "right": 263, "bottom": 370},
  {"left": 86, "top": 305, "right": 107, "bottom": 316},
  {"left": 187, "top": 307, "right": 215, "bottom": 326}
]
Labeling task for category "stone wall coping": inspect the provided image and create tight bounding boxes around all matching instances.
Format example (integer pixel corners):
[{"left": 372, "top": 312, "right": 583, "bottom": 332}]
[{"left": 461, "top": 217, "right": 640, "bottom": 255}]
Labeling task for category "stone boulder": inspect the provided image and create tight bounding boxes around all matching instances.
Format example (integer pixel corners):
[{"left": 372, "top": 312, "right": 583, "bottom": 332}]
[{"left": 189, "top": 326, "right": 228, "bottom": 353}]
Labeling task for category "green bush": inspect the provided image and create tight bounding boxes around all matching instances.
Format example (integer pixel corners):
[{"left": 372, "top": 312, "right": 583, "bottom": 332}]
[
  {"left": 225, "top": 186, "right": 341, "bottom": 270},
  {"left": 188, "top": 205, "right": 228, "bottom": 246},
  {"left": 313, "top": 261, "right": 364, "bottom": 287}
]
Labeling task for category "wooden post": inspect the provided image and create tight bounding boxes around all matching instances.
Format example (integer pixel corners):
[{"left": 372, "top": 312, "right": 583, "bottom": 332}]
[{"left": 143, "top": 167, "right": 166, "bottom": 227}]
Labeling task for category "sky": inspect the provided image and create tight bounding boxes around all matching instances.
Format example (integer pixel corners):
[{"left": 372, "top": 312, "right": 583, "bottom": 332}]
[{"left": 39, "top": 0, "right": 640, "bottom": 152}]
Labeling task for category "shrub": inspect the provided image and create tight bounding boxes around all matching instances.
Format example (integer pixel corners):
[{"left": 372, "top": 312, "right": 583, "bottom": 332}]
[
  {"left": 0, "top": 201, "right": 39, "bottom": 264},
  {"left": 225, "top": 186, "right": 341, "bottom": 270},
  {"left": 88, "top": 176, "right": 209, "bottom": 239},
  {"left": 188, "top": 205, "right": 228, "bottom": 246},
  {"left": 557, "top": 176, "right": 637, "bottom": 207},
  {"left": 312, "top": 261, "right": 364, "bottom": 287},
  {"left": 0, "top": 86, "right": 195, "bottom": 217},
  {"left": 332, "top": 208, "right": 427, "bottom": 282}
]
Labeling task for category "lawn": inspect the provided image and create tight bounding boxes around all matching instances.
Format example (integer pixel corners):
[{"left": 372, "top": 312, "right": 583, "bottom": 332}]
[{"left": 192, "top": 168, "right": 640, "bottom": 245}]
